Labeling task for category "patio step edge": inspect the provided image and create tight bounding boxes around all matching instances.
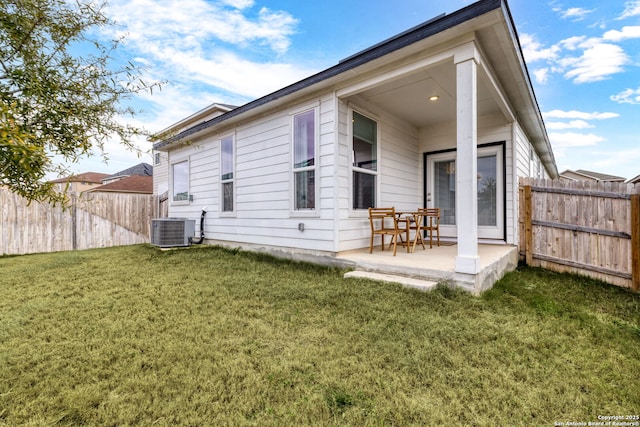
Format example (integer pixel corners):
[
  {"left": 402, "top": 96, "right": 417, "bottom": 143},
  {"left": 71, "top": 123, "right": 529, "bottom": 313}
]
[{"left": 344, "top": 271, "right": 438, "bottom": 292}]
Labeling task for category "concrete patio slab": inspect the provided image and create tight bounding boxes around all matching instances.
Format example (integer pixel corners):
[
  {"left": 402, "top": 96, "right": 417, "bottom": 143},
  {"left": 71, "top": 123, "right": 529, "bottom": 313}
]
[{"left": 337, "top": 243, "right": 519, "bottom": 294}]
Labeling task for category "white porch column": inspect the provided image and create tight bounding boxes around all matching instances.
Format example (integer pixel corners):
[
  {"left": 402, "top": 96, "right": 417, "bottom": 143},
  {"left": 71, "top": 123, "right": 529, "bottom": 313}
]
[{"left": 455, "top": 45, "right": 480, "bottom": 274}]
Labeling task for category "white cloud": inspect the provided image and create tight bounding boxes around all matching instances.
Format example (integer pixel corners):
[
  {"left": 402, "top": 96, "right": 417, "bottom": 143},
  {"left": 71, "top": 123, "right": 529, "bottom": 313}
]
[
  {"left": 618, "top": 0, "right": 640, "bottom": 19},
  {"left": 543, "top": 110, "right": 619, "bottom": 120},
  {"left": 107, "top": 0, "right": 299, "bottom": 55},
  {"left": 603, "top": 26, "right": 640, "bottom": 41},
  {"left": 533, "top": 67, "right": 550, "bottom": 84},
  {"left": 560, "top": 43, "right": 630, "bottom": 83},
  {"left": 221, "top": 0, "right": 254, "bottom": 9},
  {"left": 549, "top": 132, "right": 605, "bottom": 148},
  {"left": 544, "top": 113, "right": 616, "bottom": 157},
  {"left": 101, "top": 0, "right": 317, "bottom": 100},
  {"left": 520, "top": 33, "right": 559, "bottom": 62},
  {"left": 144, "top": 46, "right": 315, "bottom": 99},
  {"left": 554, "top": 7, "right": 594, "bottom": 21},
  {"left": 611, "top": 87, "right": 640, "bottom": 104},
  {"left": 557, "top": 147, "right": 640, "bottom": 179},
  {"left": 545, "top": 120, "right": 594, "bottom": 130},
  {"left": 54, "top": 0, "right": 330, "bottom": 177},
  {"left": 559, "top": 36, "right": 588, "bottom": 51},
  {"left": 526, "top": 23, "right": 637, "bottom": 84}
]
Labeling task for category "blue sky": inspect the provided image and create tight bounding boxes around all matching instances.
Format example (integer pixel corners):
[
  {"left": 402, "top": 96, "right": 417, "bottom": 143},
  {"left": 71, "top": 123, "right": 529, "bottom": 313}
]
[{"left": 70, "top": 0, "right": 640, "bottom": 180}]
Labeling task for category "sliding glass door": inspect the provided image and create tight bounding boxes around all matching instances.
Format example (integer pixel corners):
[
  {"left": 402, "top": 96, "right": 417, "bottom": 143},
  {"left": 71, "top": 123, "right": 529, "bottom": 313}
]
[{"left": 426, "top": 144, "right": 504, "bottom": 240}]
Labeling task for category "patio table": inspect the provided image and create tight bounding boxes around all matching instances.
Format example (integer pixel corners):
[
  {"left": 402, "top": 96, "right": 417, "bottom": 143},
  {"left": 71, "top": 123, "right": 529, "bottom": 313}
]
[{"left": 395, "top": 211, "right": 425, "bottom": 253}]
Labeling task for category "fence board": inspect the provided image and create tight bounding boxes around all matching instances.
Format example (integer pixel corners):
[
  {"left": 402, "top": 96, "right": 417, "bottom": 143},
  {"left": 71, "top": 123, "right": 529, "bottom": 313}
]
[
  {"left": 519, "top": 178, "right": 639, "bottom": 291},
  {"left": 632, "top": 194, "right": 640, "bottom": 291},
  {"left": 0, "top": 188, "right": 159, "bottom": 255}
]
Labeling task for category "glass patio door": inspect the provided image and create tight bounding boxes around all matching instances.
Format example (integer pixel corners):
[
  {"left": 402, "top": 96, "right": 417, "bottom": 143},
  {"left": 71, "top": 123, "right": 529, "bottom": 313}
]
[{"left": 426, "top": 145, "right": 504, "bottom": 240}]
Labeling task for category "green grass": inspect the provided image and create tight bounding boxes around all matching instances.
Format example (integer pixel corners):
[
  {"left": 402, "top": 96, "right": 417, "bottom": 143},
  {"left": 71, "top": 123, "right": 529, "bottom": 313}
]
[{"left": 0, "top": 245, "right": 638, "bottom": 426}]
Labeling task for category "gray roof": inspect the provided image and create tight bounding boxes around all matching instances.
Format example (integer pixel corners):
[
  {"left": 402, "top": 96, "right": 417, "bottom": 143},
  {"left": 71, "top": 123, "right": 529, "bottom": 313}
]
[
  {"left": 574, "top": 169, "right": 626, "bottom": 182},
  {"left": 105, "top": 162, "right": 153, "bottom": 181}
]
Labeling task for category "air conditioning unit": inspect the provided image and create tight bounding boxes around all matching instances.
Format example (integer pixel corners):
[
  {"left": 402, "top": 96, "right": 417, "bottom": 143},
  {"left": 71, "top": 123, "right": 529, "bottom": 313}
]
[{"left": 150, "top": 218, "right": 196, "bottom": 247}]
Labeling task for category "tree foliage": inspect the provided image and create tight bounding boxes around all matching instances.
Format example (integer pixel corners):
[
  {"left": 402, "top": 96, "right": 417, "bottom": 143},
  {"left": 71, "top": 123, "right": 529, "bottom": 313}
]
[{"left": 0, "top": 0, "right": 159, "bottom": 204}]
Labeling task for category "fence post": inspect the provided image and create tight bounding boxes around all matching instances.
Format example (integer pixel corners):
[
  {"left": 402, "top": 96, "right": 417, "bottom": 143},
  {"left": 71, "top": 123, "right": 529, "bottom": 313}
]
[
  {"left": 71, "top": 193, "right": 77, "bottom": 250},
  {"left": 524, "top": 185, "right": 533, "bottom": 266},
  {"left": 631, "top": 193, "right": 640, "bottom": 292}
]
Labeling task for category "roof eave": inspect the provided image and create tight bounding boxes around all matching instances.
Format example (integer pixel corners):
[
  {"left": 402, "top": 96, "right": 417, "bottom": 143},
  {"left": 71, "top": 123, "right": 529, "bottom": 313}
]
[{"left": 497, "top": 0, "right": 558, "bottom": 179}]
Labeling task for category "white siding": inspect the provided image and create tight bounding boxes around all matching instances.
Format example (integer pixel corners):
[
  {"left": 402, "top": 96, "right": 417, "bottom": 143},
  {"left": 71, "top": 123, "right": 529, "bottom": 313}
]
[
  {"left": 163, "top": 94, "right": 339, "bottom": 252},
  {"left": 158, "top": 100, "right": 533, "bottom": 251},
  {"left": 336, "top": 99, "right": 421, "bottom": 252},
  {"left": 152, "top": 150, "right": 169, "bottom": 196},
  {"left": 511, "top": 121, "right": 548, "bottom": 244},
  {"left": 514, "top": 122, "right": 531, "bottom": 178}
]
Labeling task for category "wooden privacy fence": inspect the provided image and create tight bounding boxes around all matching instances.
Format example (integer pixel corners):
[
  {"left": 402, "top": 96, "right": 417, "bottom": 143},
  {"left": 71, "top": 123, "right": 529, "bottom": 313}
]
[
  {"left": 0, "top": 188, "right": 161, "bottom": 256},
  {"left": 519, "top": 178, "right": 640, "bottom": 291}
]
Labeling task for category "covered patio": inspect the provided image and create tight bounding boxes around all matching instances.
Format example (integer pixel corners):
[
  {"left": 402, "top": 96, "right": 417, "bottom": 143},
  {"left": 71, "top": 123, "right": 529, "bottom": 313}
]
[
  {"left": 336, "top": 33, "right": 526, "bottom": 282},
  {"left": 338, "top": 243, "right": 519, "bottom": 295}
]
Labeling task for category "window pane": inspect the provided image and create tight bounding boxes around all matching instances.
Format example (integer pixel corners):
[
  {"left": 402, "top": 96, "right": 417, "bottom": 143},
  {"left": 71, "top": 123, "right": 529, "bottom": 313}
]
[
  {"left": 434, "top": 160, "right": 455, "bottom": 225},
  {"left": 295, "top": 170, "right": 315, "bottom": 210},
  {"left": 478, "top": 155, "right": 497, "bottom": 226},
  {"left": 353, "top": 171, "right": 375, "bottom": 210},
  {"left": 294, "top": 110, "right": 315, "bottom": 168},
  {"left": 352, "top": 112, "right": 377, "bottom": 171},
  {"left": 172, "top": 161, "right": 188, "bottom": 201},
  {"left": 221, "top": 136, "right": 233, "bottom": 181},
  {"left": 222, "top": 182, "right": 233, "bottom": 212}
]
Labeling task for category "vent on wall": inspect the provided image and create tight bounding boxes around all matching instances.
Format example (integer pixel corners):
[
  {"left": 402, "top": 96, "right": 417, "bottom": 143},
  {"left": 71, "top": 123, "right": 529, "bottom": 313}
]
[{"left": 150, "top": 218, "right": 196, "bottom": 247}]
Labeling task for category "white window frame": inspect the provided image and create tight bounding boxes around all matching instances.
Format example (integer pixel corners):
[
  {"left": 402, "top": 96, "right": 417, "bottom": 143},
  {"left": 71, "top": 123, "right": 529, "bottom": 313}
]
[
  {"left": 290, "top": 106, "right": 319, "bottom": 217},
  {"left": 350, "top": 108, "right": 380, "bottom": 213},
  {"left": 170, "top": 158, "right": 190, "bottom": 205},
  {"left": 220, "top": 134, "right": 235, "bottom": 215}
]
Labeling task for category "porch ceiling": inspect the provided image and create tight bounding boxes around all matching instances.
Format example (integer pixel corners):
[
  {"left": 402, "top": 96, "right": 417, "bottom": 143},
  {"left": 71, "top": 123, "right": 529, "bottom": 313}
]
[{"left": 352, "top": 60, "right": 502, "bottom": 128}]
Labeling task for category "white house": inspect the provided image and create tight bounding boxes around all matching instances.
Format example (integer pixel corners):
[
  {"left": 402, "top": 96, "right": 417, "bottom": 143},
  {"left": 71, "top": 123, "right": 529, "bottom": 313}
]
[{"left": 153, "top": 0, "right": 557, "bottom": 291}]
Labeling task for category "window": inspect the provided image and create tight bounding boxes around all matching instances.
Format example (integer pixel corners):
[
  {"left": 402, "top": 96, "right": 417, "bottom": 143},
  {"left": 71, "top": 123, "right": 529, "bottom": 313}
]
[
  {"left": 352, "top": 111, "right": 377, "bottom": 209},
  {"left": 221, "top": 136, "right": 234, "bottom": 212},
  {"left": 172, "top": 160, "right": 189, "bottom": 202},
  {"left": 154, "top": 152, "right": 161, "bottom": 165},
  {"left": 477, "top": 154, "right": 497, "bottom": 226},
  {"left": 293, "top": 109, "right": 316, "bottom": 210}
]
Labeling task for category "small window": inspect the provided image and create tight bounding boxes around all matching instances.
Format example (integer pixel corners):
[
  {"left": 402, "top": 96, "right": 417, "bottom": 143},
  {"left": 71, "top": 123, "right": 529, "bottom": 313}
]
[
  {"left": 172, "top": 160, "right": 189, "bottom": 202},
  {"left": 154, "top": 152, "right": 161, "bottom": 165},
  {"left": 352, "top": 111, "right": 377, "bottom": 210},
  {"left": 221, "top": 136, "right": 234, "bottom": 212},
  {"left": 293, "top": 109, "right": 316, "bottom": 210}
]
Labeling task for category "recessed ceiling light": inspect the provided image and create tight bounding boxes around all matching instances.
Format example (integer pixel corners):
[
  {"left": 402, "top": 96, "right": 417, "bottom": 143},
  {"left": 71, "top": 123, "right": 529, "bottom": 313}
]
[{"left": 429, "top": 95, "right": 439, "bottom": 101}]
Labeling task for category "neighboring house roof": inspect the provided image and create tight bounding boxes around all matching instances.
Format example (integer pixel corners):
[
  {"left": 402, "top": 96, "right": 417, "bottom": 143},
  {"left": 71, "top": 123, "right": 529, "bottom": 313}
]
[
  {"left": 625, "top": 174, "right": 640, "bottom": 184},
  {"left": 560, "top": 169, "right": 626, "bottom": 182},
  {"left": 87, "top": 175, "right": 153, "bottom": 194},
  {"left": 103, "top": 162, "right": 153, "bottom": 182},
  {"left": 49, "top": 172, "right": 110, "bottom": 184},
  {"left": 575, "top": 169, "right": 626, "bottom": 182},
  {"left": 153, "top": 0, "right": 557, "bottom": 178},
  {"left": 154, "top": 103, "right": 238, "bottom": 138}
]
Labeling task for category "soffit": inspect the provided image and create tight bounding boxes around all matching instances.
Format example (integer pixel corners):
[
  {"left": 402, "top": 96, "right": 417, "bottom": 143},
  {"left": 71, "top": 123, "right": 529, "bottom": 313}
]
[{"left": 351, "top": 60, "right": 501, "bottom": 128}]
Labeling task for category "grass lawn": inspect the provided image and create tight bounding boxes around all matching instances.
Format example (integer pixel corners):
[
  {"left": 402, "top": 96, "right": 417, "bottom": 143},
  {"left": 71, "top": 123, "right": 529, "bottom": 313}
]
[{"left": 0, "top": 245, "right": 638, "bottom": 426}]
